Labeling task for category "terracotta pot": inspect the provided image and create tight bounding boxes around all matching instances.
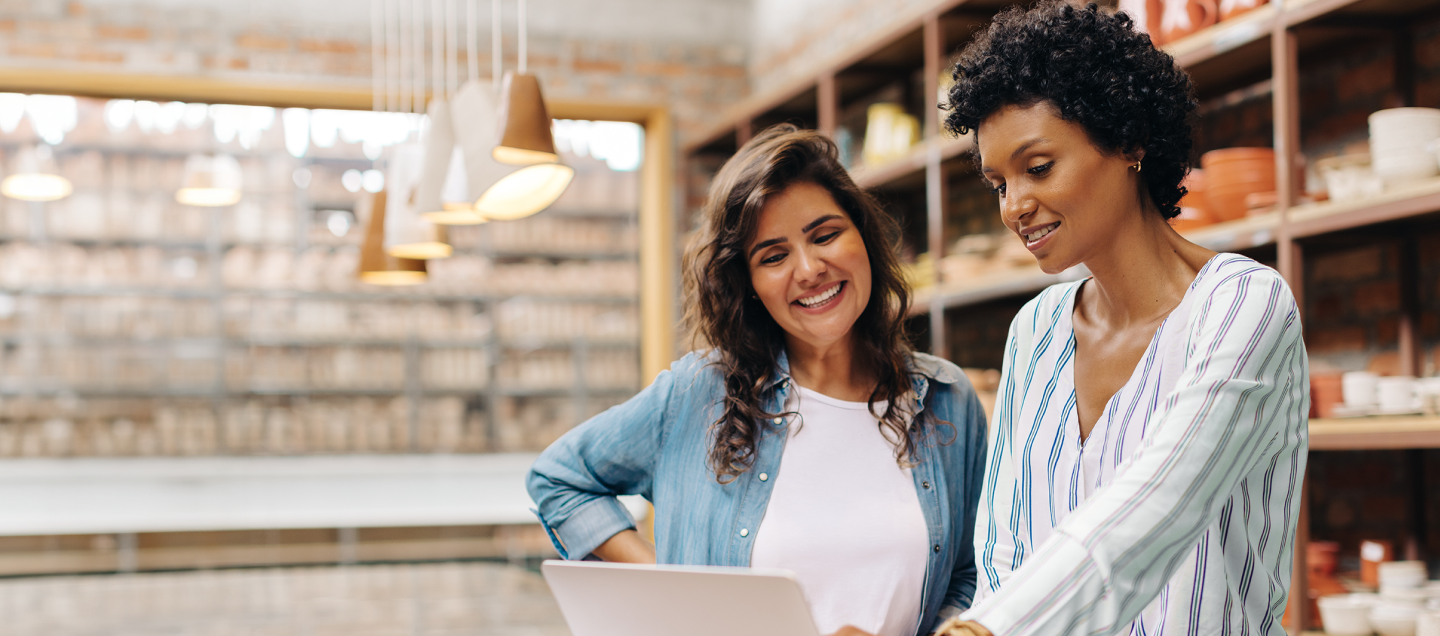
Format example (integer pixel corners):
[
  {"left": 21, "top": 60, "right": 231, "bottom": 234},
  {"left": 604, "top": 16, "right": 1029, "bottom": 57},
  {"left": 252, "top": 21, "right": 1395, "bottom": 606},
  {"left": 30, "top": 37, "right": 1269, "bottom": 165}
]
[
  {"left": 1161, "top": 0, "right": 1218, "bottom": 44},
  {"left": 1219, "top": 0, "right": 1267, "bottom": 21},
  {"left": 1202, "top": 148, "right": 1275, "bottom": 221},
  {"left": 1360, "top": 539, "right": 1394, "bottom": 588},
  {"left": 1311, "top": 373, "right": 1343, "bottom": 419}
]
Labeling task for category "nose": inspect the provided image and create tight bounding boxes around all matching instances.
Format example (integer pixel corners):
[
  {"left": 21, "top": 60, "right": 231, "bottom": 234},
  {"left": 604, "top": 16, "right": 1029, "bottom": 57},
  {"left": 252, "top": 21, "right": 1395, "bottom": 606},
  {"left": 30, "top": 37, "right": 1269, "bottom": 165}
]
[
  {"left": 793, "top": 245, "right": 826, "bottom": 284},
  {"left": 1000, "top": 182, "right": 1037, "bottom": 230}
]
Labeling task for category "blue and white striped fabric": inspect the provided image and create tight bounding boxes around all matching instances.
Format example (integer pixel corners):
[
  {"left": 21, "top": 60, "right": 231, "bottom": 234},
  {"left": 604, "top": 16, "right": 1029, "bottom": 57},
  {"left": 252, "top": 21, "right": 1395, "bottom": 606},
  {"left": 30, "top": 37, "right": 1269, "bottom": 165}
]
[{"left": 960, "top": 254, "right": 1310, "bottom": 636}]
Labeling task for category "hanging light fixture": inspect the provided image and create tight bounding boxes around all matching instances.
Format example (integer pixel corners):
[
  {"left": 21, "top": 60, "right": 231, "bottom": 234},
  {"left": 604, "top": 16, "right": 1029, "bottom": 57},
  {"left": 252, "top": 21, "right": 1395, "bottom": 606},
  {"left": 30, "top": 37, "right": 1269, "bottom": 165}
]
[
  {"left": 175, "top": 154, "right": 242, "bottom": 207},
  {"left": 416, "top": 0, "right": 486, "bottom": 226},
  {"left": 2, "top": 144, "right": 73, "bottom": 202},
  {"left": 450, "top": 0, "right": 571, "bottom": 221},
  {"left": 385, "top": 142, "right": 453, "bottom": 259},
  {"left": 358, "top": 188, "right": 427, "bottom": 285},
  {"left": 373, "top": 0, "right": 454, "bottom": 257}
]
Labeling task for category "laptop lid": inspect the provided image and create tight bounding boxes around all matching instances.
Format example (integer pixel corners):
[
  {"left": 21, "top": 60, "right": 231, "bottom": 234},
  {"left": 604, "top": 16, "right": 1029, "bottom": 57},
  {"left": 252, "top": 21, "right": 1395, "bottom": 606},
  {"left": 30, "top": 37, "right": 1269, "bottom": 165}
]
[{"left": 541, "top": 560, "right": 822, "bottom": 636}]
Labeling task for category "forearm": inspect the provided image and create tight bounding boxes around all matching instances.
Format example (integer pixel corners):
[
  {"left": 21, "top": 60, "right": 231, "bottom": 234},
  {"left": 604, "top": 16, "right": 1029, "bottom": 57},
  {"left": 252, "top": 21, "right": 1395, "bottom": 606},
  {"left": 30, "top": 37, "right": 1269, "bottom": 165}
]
[{"left": 589, "top": 529, "right": 656, "bottom": 564}]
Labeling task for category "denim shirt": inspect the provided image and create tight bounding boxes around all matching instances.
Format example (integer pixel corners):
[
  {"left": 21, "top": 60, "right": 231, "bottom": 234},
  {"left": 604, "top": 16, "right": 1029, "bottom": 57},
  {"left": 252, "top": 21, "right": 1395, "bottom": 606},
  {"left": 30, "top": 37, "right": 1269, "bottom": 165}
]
[{"left": 526, "top": 349, "right": 989, "bottom": 635}]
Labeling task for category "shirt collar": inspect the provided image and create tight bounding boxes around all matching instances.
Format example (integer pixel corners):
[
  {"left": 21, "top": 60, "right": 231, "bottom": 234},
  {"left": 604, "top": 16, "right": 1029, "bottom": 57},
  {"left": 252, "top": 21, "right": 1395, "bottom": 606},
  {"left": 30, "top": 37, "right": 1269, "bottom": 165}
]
[{"left": 763, "top": 349, "right": 961, "bottom": 403}]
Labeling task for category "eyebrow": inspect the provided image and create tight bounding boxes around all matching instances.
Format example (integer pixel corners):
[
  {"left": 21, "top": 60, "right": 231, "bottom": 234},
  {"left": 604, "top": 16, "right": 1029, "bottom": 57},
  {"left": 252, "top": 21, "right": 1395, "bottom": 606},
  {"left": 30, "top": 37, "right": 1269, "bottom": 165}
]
[
  {"left": 981, "top": 137, "right": 1051, "bottom": 174},
  {"left": 747, "top": 214, "right": 845, "bottom": 259}
]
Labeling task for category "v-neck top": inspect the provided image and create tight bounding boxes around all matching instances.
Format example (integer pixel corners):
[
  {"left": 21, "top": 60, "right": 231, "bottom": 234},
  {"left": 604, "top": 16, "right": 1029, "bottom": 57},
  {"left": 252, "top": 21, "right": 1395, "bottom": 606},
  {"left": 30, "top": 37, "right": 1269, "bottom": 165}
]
[{"left": 960, "top": 254, "right": 1310, "bottom": 636}]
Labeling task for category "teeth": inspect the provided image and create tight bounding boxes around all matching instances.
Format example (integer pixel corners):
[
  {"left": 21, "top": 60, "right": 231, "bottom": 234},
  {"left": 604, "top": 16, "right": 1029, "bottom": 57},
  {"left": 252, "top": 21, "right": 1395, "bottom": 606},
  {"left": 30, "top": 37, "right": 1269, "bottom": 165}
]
[
  {"left": 1025, "top": 223, "right": 1058, "bottom": 242},
  {"left": 798, "top": 283, "right": 841, "bottom": 307}
]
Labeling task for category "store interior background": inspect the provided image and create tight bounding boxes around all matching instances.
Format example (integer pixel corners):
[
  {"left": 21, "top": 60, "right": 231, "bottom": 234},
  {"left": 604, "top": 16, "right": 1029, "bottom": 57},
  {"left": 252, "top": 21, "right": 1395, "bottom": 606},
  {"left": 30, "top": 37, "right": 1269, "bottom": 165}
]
[{"left": 0, "top": 0, "right": 1437, "bottom": 634}]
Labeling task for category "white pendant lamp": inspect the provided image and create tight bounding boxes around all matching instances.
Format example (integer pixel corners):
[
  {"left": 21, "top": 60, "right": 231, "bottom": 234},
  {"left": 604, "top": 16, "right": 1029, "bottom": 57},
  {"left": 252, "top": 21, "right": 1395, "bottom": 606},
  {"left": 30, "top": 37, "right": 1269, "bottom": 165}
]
[
  {"left": 175, "top": 154, "right": 242, "bottom": 207},
  {"left": 384, "top": 143, "right": 453, "bottom": 259},
  {"left": 421, "top": 147, "right": 488, "bottom": 225},
  {"left": 358, "top": 189, "right": 427, "bottom": 285},
  {"left": 2, "top": 144, "right": 73, "bottom": 202},
  {"left": 446, "top": 0, "right": 572, "bottom": 221}
]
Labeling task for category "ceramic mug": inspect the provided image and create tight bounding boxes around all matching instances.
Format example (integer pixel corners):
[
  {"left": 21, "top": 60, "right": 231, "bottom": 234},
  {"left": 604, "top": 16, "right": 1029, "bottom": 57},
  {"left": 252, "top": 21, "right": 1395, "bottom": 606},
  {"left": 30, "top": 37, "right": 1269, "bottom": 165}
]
[
  {"left": 1377, "top": 376, "right": 1418, "bottom": 413},
  {"left": 1342, "top": 371, "right": 1379, "bottom": 408}
]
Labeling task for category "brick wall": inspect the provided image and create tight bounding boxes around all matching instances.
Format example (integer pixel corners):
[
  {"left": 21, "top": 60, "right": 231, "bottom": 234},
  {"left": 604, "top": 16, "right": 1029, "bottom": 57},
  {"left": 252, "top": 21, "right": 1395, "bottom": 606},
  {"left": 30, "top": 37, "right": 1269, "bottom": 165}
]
[
  {"left": 0, "top": 1, "right": 749, "bottom": 145},
  {"left": 1306, "top": 449, "right": 1440, "bottom": 567}
]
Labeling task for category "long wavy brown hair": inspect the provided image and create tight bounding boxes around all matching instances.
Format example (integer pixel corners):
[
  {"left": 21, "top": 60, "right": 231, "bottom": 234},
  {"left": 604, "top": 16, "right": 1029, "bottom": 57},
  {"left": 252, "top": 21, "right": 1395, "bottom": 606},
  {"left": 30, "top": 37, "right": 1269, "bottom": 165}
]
[{"left": 682, "top": 123, "right": 935, "bottom": 483}]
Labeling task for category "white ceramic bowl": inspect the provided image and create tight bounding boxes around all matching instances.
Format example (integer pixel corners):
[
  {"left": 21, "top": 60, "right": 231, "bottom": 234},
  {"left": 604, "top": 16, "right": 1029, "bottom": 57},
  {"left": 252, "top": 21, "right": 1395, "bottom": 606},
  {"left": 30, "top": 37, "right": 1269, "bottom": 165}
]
[
  {"left": 1418, "top": 610, "right": 1440, "bottom": 636},
  {"left": 1375, "top": 603, "right": 1424, "bottom": 636},
  {"left": 1382, "top": 562, "right": 1431, "bottom": 588},
  {"left": 1321, "top": 594, "right": 1378, "bottom": 636},
  {"left": 1374, "top": 156, "right": 1440, "bottom": 183},
  {"left": 1386, "top": 588, "right": 1435, "bottom": 609}
]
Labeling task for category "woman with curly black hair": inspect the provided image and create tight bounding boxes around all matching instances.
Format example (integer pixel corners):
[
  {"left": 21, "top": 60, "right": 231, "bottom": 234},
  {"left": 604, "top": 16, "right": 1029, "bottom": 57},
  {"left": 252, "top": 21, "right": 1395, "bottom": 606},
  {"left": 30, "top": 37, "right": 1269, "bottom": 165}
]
[{"left": 838, "top": 3, "right": 1308, "bottom": 636}]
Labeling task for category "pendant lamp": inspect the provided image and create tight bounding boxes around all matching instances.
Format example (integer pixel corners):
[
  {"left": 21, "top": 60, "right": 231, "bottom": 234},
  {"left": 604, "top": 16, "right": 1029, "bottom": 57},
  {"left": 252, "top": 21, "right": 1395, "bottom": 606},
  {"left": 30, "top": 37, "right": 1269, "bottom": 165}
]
[
  {"left": 417, "top": 97, "right": 486, "bottom": 226},
  {"left": 358, "top": 189, "right": 427, "bottom": 285},
  {"left": 493, "top": 71, "right": 559, "bottom": 165},
  {"left": 421, "top": 147, "right": 488, "bottom": 224},
  {"left": 383, "top": 142, "right": 453, "bottom": 259},
  {"left": 2, "top": 145, "right": 73, "bottom": 202},
  {"left": 175, "top": 154, "right": 243, "bottom": 207},
  {"left": 451, "top": 79, "right": 574, "bottom": 221}
]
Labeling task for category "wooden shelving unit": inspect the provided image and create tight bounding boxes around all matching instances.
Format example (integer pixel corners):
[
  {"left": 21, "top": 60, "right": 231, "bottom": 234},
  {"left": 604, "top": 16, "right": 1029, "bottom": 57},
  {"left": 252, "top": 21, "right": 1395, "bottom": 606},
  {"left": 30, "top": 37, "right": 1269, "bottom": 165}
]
[{"left": 681, "top": 0, "right": 1440, "bottom": 629}]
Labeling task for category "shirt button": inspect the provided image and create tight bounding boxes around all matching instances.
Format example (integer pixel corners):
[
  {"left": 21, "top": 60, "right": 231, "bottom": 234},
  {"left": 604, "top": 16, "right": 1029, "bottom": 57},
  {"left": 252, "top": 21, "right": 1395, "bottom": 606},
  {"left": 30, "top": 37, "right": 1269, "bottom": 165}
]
[
  {"left": 933, "top": 544, "right": 941, "bottom": 553},
  {"left": 922, "top": 481, "right": 931, "bottom": 489},
  {"left": 759, "top": 473, "right": 769, "bottom": 481},
  {"left": 773, "top": 417, "right": 782, "bottom": 425},
  {"left": 740, "top": 528, "right": 750, "bottom": 538}
]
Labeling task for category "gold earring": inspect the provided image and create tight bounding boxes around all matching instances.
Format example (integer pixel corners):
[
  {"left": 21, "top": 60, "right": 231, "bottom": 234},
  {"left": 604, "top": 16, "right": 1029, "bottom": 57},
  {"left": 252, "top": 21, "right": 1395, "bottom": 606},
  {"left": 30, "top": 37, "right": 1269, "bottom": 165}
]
[{"left": 1132, "top": 160, "right": 1142, "bottom": 172}]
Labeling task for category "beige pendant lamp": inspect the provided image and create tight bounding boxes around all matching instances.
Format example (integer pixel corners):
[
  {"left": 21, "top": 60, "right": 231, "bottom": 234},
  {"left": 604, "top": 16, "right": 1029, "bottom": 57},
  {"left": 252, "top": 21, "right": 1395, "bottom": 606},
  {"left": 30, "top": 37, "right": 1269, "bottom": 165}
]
[
  {"left": 452, "top": 0, "right": 571, "bottom": 221},
  {"left": 2, "top": 144, "right": 73, "bottom": 202},
  {"left": 175, "top": 154, "right": 243, "bottom": 207},
  {"left": 359, "top": 189, "right": 427, "bottom": 285}
]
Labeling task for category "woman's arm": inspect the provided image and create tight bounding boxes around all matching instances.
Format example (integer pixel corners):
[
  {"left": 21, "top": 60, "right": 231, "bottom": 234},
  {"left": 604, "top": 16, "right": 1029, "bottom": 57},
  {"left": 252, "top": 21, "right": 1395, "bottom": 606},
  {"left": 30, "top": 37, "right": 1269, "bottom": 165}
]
[
  {"left": 526, "top": 357, "right": 686, "bottom": 561},
  {"left": 960, "top": 269, "right": 1308, "bottom": 635}
]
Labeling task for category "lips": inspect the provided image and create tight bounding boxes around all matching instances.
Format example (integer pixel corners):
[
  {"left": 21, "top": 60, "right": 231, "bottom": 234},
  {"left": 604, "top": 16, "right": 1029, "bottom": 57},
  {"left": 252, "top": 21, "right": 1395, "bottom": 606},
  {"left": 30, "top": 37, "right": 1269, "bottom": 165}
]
[{"left": 794, "top": 281, "right": 845, "bottom": 309}]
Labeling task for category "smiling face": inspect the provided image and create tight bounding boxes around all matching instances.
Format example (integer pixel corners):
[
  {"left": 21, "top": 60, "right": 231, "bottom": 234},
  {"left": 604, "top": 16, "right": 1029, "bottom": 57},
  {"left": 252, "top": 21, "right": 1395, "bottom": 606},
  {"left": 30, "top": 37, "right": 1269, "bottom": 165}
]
[
  {"left": 978, "top": 102, "right": 1148, "bottom": 274},
  {"left": 747, "top": 181, "right": 873, "bottom": 354}
]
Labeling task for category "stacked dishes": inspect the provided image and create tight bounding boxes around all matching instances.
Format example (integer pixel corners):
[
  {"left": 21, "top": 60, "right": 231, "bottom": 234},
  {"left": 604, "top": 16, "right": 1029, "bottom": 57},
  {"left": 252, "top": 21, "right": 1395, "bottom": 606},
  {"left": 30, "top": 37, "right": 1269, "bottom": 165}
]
[
  {"left": 1370, "top": 108, "right": 1440, "bottom": 185},
  {"left": 1201, "top": 147, "right": 1275, "bottom": 222},
  {"left": 1370, "top": 562, "right": 1435, "bottom": 636}
]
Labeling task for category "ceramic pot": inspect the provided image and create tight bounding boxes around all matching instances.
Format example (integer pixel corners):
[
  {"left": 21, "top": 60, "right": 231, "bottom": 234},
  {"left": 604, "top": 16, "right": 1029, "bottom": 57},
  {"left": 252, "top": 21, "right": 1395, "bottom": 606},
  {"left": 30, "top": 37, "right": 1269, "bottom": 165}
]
[
  {"left": 1311, "top": 373, "right": 1343, "bottom": 418},
  {"left": 1160, "top": 0, "right": 1218, "bottom": 44},
  {"left": 1219, "top": 0, "right": 1267, "bottom": 21},
  {"left": 1202, "top": 147, "right": 1275, "bottom": 221}
]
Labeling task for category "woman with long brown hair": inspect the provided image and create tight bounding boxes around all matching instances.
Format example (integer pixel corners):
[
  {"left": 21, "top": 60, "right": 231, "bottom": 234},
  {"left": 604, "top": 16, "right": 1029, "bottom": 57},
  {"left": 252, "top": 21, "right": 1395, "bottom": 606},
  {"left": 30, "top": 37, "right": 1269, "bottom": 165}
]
[{"left": 527, "top": 123, "right": 989, "bottom": 636}]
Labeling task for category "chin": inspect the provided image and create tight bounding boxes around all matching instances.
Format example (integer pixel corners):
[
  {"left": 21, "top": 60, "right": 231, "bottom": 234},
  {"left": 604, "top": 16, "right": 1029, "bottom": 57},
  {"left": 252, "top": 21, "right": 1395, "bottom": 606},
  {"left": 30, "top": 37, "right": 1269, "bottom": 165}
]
[{"left": 1034, "top": 253, "right": 1076, "bottom": 275}]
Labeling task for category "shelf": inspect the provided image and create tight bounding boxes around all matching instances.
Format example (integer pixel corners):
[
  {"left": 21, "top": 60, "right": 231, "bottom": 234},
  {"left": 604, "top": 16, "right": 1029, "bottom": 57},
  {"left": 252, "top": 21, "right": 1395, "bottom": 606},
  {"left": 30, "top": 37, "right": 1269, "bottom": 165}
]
[
  {"left": 1182, "top": 210, "right": 1281, "bottom": 252},
  {"left": 912, "top": 263, "right": 1089, "bottom": 313},
  {"left": 851, "top": 135, "right": 973, "bottom": 191},
  {"left": 0, "top": 385, "right": 490, "bottom": 399},
  {"left": 494, "top": 386, "right": 638, "bottom": 398},
  {"left": 1309, "top": 415, "right": 1440, "bottom": 450},
  {"left": 487, "top": 250, "right": 637, "bottom": 261},
  {"left": 0, "top": 286, "right": 638, "bottom": 304},
  {"left": 1289, "top": 177, "right": 1440, "bottom": 238}
]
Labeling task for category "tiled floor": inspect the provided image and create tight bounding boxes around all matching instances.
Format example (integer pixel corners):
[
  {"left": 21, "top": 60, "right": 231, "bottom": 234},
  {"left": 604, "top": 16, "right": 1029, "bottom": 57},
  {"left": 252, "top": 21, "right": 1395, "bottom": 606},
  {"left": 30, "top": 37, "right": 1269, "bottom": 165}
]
[{"left": 0, "top": 561, "right": 571, "bottom": 635}]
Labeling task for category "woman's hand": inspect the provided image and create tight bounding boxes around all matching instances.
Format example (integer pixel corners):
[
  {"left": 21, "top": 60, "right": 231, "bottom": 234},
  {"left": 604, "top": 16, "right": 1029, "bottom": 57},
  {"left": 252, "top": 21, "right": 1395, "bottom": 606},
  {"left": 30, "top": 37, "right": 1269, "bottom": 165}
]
[{"left": 589, "top": 529, "right": 656, "bottom": 563}]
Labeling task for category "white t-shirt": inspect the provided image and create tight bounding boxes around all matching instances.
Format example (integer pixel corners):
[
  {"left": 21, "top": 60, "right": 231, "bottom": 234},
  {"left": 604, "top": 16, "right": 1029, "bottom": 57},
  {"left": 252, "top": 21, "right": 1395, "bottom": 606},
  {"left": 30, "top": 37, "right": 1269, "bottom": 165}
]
[{"left": 750, "top": 385, "right": 930, "bottom": 636}]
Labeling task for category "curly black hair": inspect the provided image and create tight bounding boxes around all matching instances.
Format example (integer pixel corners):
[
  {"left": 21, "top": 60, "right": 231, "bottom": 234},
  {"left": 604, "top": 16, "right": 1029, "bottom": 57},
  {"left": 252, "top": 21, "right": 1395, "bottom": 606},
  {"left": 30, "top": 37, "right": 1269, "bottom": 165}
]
[{"left": 944, "top": 1, "right": 1197, "bottom": 219}]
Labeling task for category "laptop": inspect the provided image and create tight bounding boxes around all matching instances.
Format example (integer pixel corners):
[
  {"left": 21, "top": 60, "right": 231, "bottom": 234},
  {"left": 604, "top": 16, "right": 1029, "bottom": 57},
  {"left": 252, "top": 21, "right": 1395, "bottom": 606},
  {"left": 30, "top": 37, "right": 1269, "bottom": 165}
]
[{"left": 541, "top": 560, "right": 822, "bottom": 636}]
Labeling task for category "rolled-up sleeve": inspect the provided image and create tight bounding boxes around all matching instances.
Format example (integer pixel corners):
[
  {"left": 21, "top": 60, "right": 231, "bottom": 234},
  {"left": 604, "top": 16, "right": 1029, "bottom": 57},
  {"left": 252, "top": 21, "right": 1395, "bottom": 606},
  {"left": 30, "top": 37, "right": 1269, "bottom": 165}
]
[
  {"left": 526, "top": 360, "right": 681, "bottom": 560},
  {"left": 961, "top": 270, "right": 1307, "bottom": 635}
]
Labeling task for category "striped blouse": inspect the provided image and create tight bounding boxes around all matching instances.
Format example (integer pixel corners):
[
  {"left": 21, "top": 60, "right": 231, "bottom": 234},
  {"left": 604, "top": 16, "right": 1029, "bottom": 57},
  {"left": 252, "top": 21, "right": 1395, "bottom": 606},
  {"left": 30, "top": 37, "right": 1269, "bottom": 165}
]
[{"left": 959, "top": 254, "right": 1310, "bottom": 636}]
